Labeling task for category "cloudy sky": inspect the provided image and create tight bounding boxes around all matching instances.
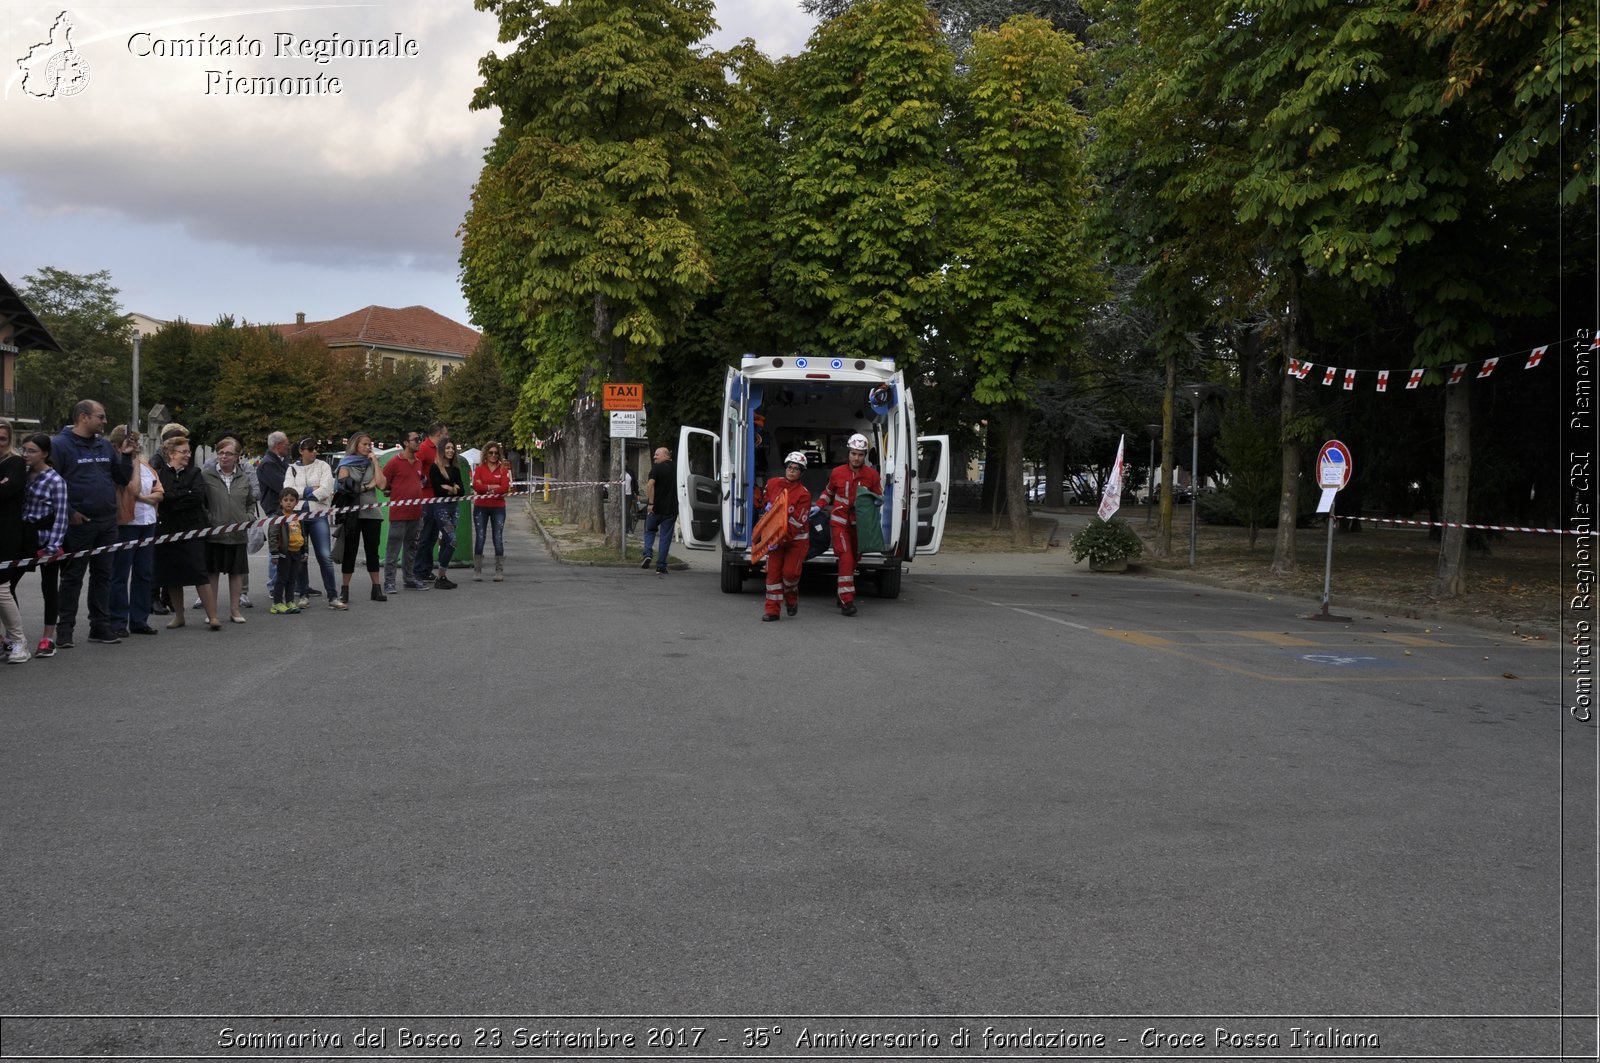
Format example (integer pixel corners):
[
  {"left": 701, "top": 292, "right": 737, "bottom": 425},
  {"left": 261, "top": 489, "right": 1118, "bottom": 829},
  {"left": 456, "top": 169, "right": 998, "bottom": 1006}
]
[{"left": 1, "top": 0, "right": 818, "bottom": 329}]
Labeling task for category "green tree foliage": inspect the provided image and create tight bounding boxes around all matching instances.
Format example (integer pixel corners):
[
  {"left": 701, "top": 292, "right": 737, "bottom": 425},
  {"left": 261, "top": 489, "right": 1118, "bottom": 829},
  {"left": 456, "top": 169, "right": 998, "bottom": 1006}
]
[
  {"left": 771, "top": 0, "right": 954, "bottom": 364},
  {"left": 14, "top": 267, "right": 134, "bottom": 428},
  {"left": 211, "top": 328, "right": 337, "bottom": 448},
  {"left": 351, "top": 360, "right": 437, "bottom": 446},
  {"left": 1214, "top": 0, "right": 1558, "bottom": 595},
  {"left": 140, "top": 319, "right": 218, "bottom": 441},
  {"left": 803, "top": 0, "right": 1089, "bottom": 48},
  {"left": 461, "top": 0, "right": 726, "bottom": 533},
  {"left": 1214, "top": 404, "right": 1280, "bottom": 548},
  {"left": 436, "top": 339, "right": 516, "bottom": 451},
  {"left": 945, "top": 14, "right": 1098, "bottom": 543}
]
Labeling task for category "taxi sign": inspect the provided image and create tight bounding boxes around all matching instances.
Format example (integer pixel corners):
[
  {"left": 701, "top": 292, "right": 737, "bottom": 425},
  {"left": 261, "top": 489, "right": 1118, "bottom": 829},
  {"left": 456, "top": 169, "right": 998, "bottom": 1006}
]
[
  {"left": 603, "top": 383, "right": 643, "bottom": 411},
  {"left": 1317, "top": 440, "right": 1352, "bottom": 490}
]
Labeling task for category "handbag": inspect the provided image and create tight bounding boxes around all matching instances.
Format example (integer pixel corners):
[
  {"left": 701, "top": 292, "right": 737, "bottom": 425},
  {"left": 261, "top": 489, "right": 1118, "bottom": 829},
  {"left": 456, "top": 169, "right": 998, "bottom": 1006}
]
[{"left": 247, "top": 517, "right": 267, "bottom": 554}]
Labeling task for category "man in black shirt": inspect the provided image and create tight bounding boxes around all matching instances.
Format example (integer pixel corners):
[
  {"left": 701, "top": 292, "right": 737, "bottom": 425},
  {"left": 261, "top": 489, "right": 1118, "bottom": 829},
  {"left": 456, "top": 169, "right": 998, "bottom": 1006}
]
[{"left": 640, "top": 446, "right": 677, "bottom": 574}]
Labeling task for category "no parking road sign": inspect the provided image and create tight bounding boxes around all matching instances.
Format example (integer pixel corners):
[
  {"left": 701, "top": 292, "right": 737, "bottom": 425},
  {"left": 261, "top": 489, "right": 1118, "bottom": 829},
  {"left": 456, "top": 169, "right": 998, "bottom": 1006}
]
[
  {"left": 1317, "top": 439, "right": 1353, "bottom": 490},
  {"left": 1314, "top": 439, "right": 1353, "bottom": 621}
]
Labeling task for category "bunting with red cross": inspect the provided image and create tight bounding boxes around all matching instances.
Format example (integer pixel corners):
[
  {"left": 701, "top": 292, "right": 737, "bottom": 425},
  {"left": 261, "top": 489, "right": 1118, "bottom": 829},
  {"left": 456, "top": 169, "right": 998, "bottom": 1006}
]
[{"left": 1284, "top": 333, "right": 1589, "bottom": 392}]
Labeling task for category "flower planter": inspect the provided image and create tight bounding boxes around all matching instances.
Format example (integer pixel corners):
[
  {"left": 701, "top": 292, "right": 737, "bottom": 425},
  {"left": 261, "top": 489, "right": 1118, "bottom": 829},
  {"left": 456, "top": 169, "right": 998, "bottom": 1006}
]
[{"left": 1087, "top": 557, "right": 1129, "bottom": 572}]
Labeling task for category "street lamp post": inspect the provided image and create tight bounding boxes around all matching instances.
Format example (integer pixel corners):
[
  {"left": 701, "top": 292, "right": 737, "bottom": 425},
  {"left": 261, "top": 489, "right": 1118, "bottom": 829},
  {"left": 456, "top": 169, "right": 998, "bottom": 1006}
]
[
  {"left": 1144, "top": 423, "right": 1159, "bottom": 525},
  {"left": 1181, "top": 384, "right": 1216, "bottom": 566},
  {"left": 131, "top": 330, "right": 141, "bottom": 449}
]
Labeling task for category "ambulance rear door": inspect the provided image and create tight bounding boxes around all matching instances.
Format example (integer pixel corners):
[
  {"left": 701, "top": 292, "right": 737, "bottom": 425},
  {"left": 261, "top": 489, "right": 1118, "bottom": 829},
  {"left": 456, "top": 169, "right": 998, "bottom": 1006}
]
[
  {"left": 676, "top": 426, "right": 721, "bottom": 549},
  {"left": 916, "top": 434, "right": 950, "bottom": 553}
]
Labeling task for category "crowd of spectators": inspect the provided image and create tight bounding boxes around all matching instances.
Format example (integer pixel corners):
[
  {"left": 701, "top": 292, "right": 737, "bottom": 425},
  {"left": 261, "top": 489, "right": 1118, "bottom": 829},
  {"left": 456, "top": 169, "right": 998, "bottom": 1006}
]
[{"left": 0, "top": 405, "right": 515, "bottom": 662}]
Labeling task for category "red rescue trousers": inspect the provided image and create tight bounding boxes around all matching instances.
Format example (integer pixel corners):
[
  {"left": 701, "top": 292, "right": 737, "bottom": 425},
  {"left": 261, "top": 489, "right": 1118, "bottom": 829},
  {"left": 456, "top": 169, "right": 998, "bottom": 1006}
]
[
  {"left": 829, "top": 522, "right": 859, "bottom": 604},
  {"left": 764, "top": 539, "right": 808, "bottom": 617}
]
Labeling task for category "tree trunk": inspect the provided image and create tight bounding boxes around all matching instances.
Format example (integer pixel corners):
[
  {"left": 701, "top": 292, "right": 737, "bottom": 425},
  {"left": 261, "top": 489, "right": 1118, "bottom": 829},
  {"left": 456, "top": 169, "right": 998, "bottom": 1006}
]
[
  {"left": 1270, "top": 274, "right": 1301, "bottom": 576},
  {"left": 1431, "top": 381, "right": 1471, "bottom": 597},
  {"left": 1006, "top": 401, "right": 1031, "bottom": 548},
  {"left": 1044, "top": 436, "right": 1066, "bottom": 509},
  {"left": 1158, "top": 351, "right": 1175, "bottom": 557},
  {"left": 573, "top": 404, "right": 605, "bottom": 534}
]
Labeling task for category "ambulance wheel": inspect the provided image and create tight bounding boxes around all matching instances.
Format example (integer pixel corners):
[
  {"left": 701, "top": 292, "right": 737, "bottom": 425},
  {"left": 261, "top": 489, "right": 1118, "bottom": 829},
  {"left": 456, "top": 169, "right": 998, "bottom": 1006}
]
[
  {"left": 720, "top": 556, "right": 745, "bottom": 594},
  {"left": 876, "top": 562, "right": 902, "bottom": 599}
]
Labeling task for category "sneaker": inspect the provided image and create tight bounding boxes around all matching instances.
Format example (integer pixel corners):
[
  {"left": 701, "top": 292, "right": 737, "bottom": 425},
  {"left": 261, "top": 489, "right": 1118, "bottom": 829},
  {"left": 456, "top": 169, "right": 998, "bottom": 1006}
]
[
  {"left": 239, "top": 594, "right": 253, "bottom": 609},
  {"left": 284, "top": 604, "right": 302, "bottom": 614},
  {"left": 192, "top": 597, "right": 203, "bottom": 610},
  {"left": 88, "top": 630, "right": 122, "bottom": 644},
  {"left": 7, "top": 642, "right": 30, "bottom": 664},
  {"left": 110, "top": 628, "right": 130, "bottom": 640},
  {"left": 639, "top": 556, "right": 653, "bottom": 570},
  {"left": 270, "top": 603, "right": 287, "bottom": 614},
  {"left": 328, "top": 597, "right": 348, "bottom": 610},
  {"left": 296, "top": 597, "right": 311, "bottom": 609},
  {"left": 434, "top": 575, "right": 457, "bottom": 590},
  {"left": 34, "top": 638, "right": 56, "bottom": 658},
  {"left": 129, "top": 624, "right": 159, "bottom": 635},
  {"left": 56, "top": 632, "right": 74, "bottom": 649},
  {"left": 305, "top": 588, "right": 322, "bottom": 598},
  {"left": 403, "top": 580, "right": 430, "bottom": 591},
  {"left": 371, "top": 586, "right": 387, "bottom": 602},
  {"left": 382, "top": 582, "right": 396, "bottom": 595}
]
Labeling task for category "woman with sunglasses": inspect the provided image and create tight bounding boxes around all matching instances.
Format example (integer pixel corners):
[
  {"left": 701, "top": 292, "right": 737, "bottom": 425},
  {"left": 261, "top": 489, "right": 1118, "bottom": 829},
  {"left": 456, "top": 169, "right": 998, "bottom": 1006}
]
[
  {"left": 470, "top": 441, "right": 510, "bottom": 581},
  {"left": 335, "top": 432, "right": 389, "bottom": 604}
]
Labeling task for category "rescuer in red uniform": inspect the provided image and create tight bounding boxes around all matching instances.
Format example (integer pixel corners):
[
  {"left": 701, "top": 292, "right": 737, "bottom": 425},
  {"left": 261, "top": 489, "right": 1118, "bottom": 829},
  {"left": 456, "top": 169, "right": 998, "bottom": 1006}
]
[
  {"left": 759, "top": 452, "right": 812, "bottom": 622},
  {"left": 813, "top": 432, "right": 882, "bottom": 617}
]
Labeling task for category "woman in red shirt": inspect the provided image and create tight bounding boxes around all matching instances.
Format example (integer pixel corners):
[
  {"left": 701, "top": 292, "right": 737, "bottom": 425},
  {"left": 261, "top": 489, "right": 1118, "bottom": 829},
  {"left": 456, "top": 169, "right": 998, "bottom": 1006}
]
[{"left": 471, "top": 441, "right": 512, "bottom": 581}]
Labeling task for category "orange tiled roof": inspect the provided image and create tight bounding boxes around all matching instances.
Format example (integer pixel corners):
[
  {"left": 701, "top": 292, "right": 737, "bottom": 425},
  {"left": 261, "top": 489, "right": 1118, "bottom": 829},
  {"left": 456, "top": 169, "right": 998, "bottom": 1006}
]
[{"left": 280, "top": 305, "right": 481, "bottom": 358}]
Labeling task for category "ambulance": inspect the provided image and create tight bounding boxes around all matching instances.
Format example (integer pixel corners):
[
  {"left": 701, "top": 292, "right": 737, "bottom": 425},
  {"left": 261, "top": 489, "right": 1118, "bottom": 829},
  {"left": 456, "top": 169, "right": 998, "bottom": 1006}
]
[{"left": 676, "top": 354, "right": 952, "bottom": 595}]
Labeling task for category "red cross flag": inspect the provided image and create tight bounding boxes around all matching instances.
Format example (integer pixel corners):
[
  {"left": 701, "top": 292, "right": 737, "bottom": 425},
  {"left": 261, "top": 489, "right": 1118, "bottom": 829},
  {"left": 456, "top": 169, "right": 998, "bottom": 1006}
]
[
  {"left": 1526, "top": 345, "right": 1546, "bottom": 369},
  {"left": 1343, "top": 369, "right": 1357, "bottom": 390},
  {"left": 1407, "top": 368, "right": 1426, "bottom": 389},
  {"left": 1323, "top": 367, "right": 1337, "bottom": 386},
  {"left": 1097, "top": 434, "right": 1125, "bottom": 522},
  {"left": 1376, "top": 370, "right": 1390, "bottom": 392},
  {"left": 1448, "top": 363, "right": 1468, "bottom": 385},
  {"left": 1477, "top": 357, "right": 1499, "bottom": 379}
]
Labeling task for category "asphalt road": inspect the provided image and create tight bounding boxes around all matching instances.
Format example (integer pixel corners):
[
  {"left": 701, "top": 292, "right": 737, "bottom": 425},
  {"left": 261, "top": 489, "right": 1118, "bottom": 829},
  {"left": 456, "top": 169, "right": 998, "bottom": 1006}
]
[{"left": 1, "top": 515, "right": 1591, "bottom": 1059}]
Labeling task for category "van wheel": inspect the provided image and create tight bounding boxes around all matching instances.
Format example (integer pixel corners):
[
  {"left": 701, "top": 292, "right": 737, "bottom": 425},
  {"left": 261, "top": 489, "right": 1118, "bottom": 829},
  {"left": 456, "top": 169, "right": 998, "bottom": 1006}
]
[
  {"left": 876, "top": 561, "right": 902, "bottom": 599},
  {"left": 720, "top": 556, "right": 745, "bottom": 594}
]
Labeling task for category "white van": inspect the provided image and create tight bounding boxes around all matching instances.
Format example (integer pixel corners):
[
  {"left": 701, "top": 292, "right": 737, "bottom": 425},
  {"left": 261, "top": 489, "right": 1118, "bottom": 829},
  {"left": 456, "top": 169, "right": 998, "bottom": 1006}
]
[{"left": 676, "top": 354, "right": 951, "bottom": 595}]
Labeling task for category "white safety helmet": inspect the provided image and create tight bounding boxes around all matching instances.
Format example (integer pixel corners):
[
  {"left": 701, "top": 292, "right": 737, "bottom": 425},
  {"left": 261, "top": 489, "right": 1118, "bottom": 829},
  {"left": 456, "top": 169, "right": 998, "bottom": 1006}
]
[
  {"left": 847, "top": 433, "right": 870, "bottom": 452},
  {"left": 784, "top": 451, "right": 808, "bottom": 468}
]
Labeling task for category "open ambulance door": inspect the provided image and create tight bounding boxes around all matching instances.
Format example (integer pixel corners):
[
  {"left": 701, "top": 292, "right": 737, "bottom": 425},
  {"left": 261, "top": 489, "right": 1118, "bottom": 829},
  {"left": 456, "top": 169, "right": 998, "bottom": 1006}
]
[
  {"left": 916, "top": 434, "right": 950, "bottom": 554},
  {"left": 676, "top": 426, "right": 721, "bottom": 549}
]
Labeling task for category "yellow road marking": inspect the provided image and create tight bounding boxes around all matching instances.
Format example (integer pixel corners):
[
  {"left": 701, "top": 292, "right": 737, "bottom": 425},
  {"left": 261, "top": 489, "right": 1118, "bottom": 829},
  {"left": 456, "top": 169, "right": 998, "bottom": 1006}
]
[
  {"left": 1367, "top": 632, "right": 1447, "bottom": 646},
  {"left": 1235, "top": 630, "right": 1321, "bottom": 647},
  {"left": 1103, "top": 630, "right": 1177, "bottom": 647}
]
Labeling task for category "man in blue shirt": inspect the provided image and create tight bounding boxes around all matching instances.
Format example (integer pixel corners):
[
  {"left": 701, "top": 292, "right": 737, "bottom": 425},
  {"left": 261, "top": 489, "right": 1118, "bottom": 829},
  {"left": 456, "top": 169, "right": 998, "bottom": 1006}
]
[{"left": 51, "top": 399, "right": 135, "bottom": 647}]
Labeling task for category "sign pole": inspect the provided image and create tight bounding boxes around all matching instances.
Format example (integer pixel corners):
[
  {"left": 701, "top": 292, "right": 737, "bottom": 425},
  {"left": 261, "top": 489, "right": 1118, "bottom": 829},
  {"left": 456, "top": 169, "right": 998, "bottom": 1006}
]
[{"left": 1310, "top": 439, "right": 1353, "bottom": 623}]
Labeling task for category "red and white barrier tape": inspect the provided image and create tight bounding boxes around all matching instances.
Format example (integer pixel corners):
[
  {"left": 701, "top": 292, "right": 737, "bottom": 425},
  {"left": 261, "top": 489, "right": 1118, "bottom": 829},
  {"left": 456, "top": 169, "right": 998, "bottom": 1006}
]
[
  {"left": 0, "top": 479, "right": 622, "bottom": 573},
  {"left": 1344, "top": 515, "right": 1577, "bottom": 536}
]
